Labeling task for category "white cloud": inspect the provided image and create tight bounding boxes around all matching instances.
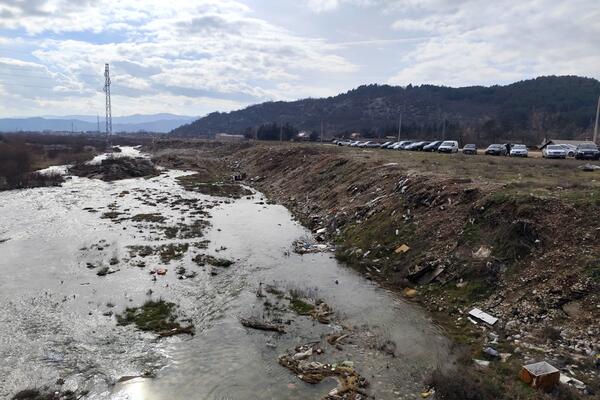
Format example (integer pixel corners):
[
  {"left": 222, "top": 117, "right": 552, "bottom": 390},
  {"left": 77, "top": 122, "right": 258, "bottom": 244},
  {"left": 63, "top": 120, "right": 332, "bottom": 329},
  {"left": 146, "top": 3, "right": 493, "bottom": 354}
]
[
  {"left": 0, "top": 0, "right": 598, "bottom": 117},
  {"left": 388, "top": 0, "right": 600, "bottom": 86},
  {"left": 0, "top": 0, "right": 358, "bottom": 116}
]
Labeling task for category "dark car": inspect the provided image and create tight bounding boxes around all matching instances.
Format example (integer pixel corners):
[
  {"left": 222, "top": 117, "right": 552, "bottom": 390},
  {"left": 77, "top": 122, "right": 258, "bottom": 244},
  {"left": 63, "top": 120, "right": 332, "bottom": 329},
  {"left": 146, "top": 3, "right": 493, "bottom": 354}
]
[
  {"left": 422, "top": 140, "right": 442, "bottom": 152},
  {"left": 485, "top": 144, "right": 507, "bottom": 156},
  {"left": 575, "top": 143, "right": 600, "bottom": 160},
  {"left": 406, "top": 141, "right": 430, "bottom": 151},
  {"left": 462, "top": 144, "right": 477, "bottom": 155}
]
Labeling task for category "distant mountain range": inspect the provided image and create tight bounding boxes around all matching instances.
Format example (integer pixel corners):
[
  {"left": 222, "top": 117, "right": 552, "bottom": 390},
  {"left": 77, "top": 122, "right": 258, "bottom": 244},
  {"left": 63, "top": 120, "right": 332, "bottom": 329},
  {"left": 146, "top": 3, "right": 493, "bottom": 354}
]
[
  {"left": 171, "top": 76, "right": 600, "bottom": 144},
  {"left": 0, "top": 114, "right": 196, "bottom": 133}
]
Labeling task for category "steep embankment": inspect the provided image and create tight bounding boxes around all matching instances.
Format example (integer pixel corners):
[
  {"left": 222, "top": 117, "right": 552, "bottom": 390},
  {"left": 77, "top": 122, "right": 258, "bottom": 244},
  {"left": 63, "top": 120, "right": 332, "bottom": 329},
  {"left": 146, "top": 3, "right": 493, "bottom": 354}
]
[
  {"left": 233, "top": 143, "right": 599, "bottom": 396},
  {"left": 150, "top": 140, "right": 599, "bottom": 397}
]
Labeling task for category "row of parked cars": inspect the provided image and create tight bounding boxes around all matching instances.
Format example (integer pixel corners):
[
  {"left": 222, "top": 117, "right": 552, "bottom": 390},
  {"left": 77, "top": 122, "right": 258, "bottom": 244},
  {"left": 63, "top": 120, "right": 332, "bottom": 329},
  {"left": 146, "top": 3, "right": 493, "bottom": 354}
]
[
  {"left": 337, "top": 139, "right": 461, "bottom": 152},
  {"left": 334, "top": 139, "right": 600, "bottom": 160},
  {"left": 542, "top": 143, "right": 600, "bottom": 159}
]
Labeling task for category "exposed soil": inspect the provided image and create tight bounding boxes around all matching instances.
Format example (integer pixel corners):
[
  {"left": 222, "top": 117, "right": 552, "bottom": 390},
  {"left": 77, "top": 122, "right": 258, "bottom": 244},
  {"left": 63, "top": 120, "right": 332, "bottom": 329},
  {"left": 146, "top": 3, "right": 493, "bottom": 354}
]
[
  {"left": 149, "top": 140, "right": 600, "bottom": 398},
  {"left": 69, "top": 156, "right": 159, "bottom": 181}
]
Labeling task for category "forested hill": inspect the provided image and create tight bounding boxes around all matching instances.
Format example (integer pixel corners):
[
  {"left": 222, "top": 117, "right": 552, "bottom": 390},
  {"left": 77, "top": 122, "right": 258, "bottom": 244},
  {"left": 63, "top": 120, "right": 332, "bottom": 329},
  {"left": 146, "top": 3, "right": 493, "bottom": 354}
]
[{"left": 170, "top": 76, "right": 600, "bottom": 144}]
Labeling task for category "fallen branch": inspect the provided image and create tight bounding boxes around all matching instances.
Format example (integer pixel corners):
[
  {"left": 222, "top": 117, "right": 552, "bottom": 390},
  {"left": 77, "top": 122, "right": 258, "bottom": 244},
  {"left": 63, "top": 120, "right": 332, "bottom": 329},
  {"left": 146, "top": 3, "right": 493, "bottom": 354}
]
[{"left": 240, "top": 317, "right": 286, "bottom": 333}]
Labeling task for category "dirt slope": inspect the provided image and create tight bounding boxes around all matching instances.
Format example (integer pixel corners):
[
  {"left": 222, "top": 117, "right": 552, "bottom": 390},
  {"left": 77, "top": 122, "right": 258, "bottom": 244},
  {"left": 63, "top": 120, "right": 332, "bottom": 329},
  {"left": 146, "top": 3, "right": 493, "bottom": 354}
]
[{"left": 152, "top": 140, "right": 599, "bottom": 398}]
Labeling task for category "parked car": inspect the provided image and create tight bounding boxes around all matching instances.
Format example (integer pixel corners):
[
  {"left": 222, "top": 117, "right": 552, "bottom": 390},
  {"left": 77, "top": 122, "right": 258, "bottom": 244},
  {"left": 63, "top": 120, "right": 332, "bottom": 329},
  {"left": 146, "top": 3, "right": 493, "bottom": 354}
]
[
  {"left": 559, "top": 144, "right": 577, "bottom": 157},
  {"left": 349, "top": 141, "right": 361, "bottom": 147},
  {"left": 399, "top": 140, "right": 416, "bottom": 150},
  {"left": 406, "top": 141, "right": 430, "bottom": 151},
  {"left": 485, "top": 144, "right": 507, "bottom": 156},
  {"left": 575, "top": 143, "right": 600, "bottom": 160},
  {"left": 542, "top": 145, "right": 567, "bottom": 159},
  {"left": 337, "top": 140, "right": 351, "bottom": 146},
  {"left": 392, "top": 140, "right": 412, "bottom": 149},
  {"left": 438, "top": 140, "right": 459, "bottom": 153},
  {"left": 379, "top": 141, "right": 393, "bottom": 148},
  {"left": 423, "top": 140, "right": 442, "bottom": 152},
  {"left": 462, "top": 144, "right": 477, "bottom": 155},
  {"left": 385, "top": 141, "right": 400, "bottom": 149},
  {"left": 509, "top": 144, "right": 528, "bottom": 157}
]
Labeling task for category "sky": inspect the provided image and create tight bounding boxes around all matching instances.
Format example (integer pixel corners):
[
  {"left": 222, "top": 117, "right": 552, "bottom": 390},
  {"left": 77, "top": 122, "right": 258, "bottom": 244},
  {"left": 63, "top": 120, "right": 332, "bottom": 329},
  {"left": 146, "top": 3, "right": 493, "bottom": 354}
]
[{"left": 0, "top": 0, "right": 598, "bottom": 117}]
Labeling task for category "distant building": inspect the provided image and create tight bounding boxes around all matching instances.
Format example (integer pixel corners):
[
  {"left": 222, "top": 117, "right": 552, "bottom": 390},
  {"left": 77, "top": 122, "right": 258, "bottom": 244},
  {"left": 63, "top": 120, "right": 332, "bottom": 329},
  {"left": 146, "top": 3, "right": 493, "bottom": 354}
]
[
  {"left": 215, "top": 133, "right": 246, "bottom": 141},
  {"left": 539, "top": 138, "right": 594, "bottom": 149},
  {"left": 350, "top": 132, "right": 361, "bottom": 139}
]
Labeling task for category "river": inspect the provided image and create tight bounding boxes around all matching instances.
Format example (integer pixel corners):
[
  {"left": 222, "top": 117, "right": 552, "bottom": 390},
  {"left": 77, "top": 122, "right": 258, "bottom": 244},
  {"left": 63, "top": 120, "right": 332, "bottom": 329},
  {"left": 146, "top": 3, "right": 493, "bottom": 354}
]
[{"left": 0, "top": 148, "right": 450, "bottom": 399}]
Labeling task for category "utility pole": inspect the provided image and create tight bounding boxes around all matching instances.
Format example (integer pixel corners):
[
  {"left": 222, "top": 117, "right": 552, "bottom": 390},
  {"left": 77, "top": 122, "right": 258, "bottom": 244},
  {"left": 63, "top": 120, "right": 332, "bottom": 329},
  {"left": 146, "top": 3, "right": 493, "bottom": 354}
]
[
  {"left": 279, "top": 123, "right": 283, "bottom": 142},
  {"left": 103, "top": 63, "right": 113, "bottom": 151},
  {"left": 594, "top": 94, "right": 600, "bottom": 144},
  {"left": 397, "top": 103, "right": 405, "bottom": 142},
  {"left": 442, "top": 117, "right": 447, "bottom": 140},
  {"left": 71, "top": 122, "right": 74, "bottom": 134},
  {"left": 320, "top": 120, "right": 323, "bottom": 142},
  {"left": 97, "top": 114, "right": 100, "bottom": 134}
]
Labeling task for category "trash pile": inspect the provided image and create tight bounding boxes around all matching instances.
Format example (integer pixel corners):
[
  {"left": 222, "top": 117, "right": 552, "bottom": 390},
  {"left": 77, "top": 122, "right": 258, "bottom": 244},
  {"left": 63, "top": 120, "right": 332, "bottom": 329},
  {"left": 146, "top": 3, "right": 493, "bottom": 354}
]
[
  {"left": 292, "top": 238, "right": 334, "bottom": 254},
  {"left": 279, "top": 343, "right": 369, "bottom": 400}
]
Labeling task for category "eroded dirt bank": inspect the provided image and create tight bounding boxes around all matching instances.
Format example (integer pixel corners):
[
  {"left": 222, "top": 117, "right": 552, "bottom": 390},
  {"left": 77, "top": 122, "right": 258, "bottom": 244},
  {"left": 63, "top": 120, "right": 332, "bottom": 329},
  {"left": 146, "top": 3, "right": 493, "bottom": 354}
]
[{"left": 151, "top": 140, "right": 600, "bottom": 399}]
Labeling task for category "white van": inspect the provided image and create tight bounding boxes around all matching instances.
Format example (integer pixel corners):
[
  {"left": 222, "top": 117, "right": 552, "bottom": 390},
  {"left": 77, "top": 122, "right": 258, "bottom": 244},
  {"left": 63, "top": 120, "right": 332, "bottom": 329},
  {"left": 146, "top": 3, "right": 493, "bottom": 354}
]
[{"left": 438, "top": 140, "right": 459, "bottom": 153}]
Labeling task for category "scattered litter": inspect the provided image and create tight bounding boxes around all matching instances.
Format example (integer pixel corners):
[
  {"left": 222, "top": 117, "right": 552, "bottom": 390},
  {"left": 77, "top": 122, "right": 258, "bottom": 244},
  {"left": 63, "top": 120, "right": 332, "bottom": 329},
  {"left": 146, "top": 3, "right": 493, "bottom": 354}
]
[
  {"left": 560, "top": 374, "right": 586, "bottom": 390},
  {"left": 158, "top": 325, "right": 194, "bottom": 337},
  {"left": 278, "top": 352, "right": 369, "bottom": 396},
  {"left": 292, "top": 238, "right": 334, "bottom": 254},
  {"left": 468, "top": 308, "right": 498, "bottom": 326},
  {"left": 420, "top": 388, "right": 435, "bottom": 398},
  {"left": 473, "top": 246, "right": 492, "bottom": 259},
  {"left": 473, "top": 359, "right": 490, "bottom": 368},
  {"left": 97, "top": 266, "right": 118, "bottom": 276},
  {"left": 402, "top": 287, "right": 418, "bottom": 298},
  {"left": 483, "top": 346, "right": 500, "bottom": 358},
  {"left": 394, "top": 244, "right": 410, "bottom": 254},
  {"left": 519, "top": 361, "right": 560, "bottom": 390},
  {"left": 579, "top": 163, "right": 600, "bottom": 171},
  {"left": 151, "top": 268, "right": 168, "bottom": 276},
  {"left": 309, "top": 302, "right": 332, "bottom": 324}
]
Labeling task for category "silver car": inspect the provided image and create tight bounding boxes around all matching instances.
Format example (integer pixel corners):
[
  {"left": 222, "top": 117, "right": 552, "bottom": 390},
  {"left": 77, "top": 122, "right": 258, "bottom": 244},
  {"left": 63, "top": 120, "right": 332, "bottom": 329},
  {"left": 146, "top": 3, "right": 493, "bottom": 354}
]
[
  {"left": 509, "top": 144, "right": 528, "bottom": 157},
  {"left": 542, "top": 145, "right": 567, "bottom": 159}
]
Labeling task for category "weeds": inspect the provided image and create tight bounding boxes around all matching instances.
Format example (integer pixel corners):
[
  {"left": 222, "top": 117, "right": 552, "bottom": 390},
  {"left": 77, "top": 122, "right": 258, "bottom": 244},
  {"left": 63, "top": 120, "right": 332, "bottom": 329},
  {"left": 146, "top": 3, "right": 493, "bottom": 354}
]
[{"left": 116, "top": 299, "right": 182, "bottom": 333}]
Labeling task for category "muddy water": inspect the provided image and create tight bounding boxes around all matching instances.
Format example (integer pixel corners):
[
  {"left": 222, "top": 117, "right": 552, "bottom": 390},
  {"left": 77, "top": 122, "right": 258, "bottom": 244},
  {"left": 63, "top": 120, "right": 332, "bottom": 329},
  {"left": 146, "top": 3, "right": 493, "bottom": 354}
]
[{"left": 0, "top": 149, "right": 450, "bottom": 400}]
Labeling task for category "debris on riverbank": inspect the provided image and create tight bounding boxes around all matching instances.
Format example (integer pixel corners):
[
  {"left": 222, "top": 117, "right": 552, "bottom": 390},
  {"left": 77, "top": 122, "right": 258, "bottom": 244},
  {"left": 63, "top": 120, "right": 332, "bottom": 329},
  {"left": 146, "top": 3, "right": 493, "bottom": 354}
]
[
  {"left": 177, "top": 173, "right": 252, "bottom": 198},
  {"left": 192, "top": 254, "right": 234, "bottom": 267},
  {"left": 240, "top": 317, "right": 286, "bottom": 333},
  {"left": 11, "top": 387, "right": 86, "bottom": 400},
  {"left": 292, "top": 237, "right": 334, "bottom": 254},
  {"left": 69, "top": 156, "right": 159, "bottom": 181},
  {"left": 224, "top": 143, "right": 600, "bottom": 397}
]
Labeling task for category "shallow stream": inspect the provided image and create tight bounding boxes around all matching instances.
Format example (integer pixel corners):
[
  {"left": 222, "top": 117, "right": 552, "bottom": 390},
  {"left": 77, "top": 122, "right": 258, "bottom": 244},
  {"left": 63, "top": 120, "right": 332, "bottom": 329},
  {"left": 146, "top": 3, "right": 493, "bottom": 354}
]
[{"left": 0, "top": 149, "right": 450, "bottom": 399}]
